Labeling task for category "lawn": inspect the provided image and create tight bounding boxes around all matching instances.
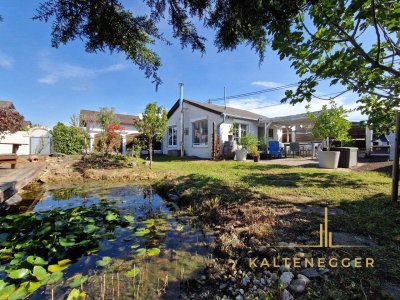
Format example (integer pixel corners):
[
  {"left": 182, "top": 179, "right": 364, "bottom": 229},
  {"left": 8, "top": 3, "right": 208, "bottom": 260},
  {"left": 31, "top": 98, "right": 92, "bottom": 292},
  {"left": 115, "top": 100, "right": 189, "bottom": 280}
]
[{"left": 150, "top": 156, "right": 391, "bottom": 205}]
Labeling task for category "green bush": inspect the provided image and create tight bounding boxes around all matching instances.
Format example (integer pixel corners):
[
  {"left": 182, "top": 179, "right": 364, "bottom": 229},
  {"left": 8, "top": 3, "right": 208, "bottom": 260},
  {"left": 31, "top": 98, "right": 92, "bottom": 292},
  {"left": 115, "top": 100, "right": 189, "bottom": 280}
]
[
  {"left": 239, "top": 133, "right": 259, "bottom": 151},
  {"left": 52, "top": 122, "right": 89, "bottom": 154}
]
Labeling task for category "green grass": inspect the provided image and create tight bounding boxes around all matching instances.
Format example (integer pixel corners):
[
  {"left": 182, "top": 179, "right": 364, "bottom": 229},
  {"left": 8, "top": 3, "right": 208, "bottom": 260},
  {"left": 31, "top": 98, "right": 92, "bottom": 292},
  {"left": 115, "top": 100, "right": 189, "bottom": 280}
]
[{"left": 150, "top": 156, "right": 391, "bottom": 205}]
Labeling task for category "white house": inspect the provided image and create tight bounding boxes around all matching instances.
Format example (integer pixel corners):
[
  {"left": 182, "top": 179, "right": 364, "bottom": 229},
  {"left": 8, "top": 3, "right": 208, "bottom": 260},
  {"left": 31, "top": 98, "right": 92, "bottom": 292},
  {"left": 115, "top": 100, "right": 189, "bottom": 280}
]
[
  {"left": 80, "top": 109, "right": 140, "bottom": 154},
  {"left": 163, "top": 99, "right": 317, "bottom": 159}
]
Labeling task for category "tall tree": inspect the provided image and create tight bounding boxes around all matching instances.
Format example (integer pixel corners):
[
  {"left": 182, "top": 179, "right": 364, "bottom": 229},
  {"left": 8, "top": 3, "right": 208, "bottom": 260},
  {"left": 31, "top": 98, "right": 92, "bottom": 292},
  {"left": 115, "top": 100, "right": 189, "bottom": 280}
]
[
  {"left": 36, "top": 1, "right": 400, "bottom": 131},
  {"left": 133, "top": 103, "right": 168, "bottom": 168}
]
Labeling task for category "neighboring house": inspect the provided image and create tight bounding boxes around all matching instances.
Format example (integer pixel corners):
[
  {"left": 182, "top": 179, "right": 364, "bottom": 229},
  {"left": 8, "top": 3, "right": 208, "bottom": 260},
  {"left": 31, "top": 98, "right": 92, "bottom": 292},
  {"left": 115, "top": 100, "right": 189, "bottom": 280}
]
[
  {"left": 0, "top": 100, "right": 51, "bottom": 155},
  {"left": 80, "top": 109, "right": 140, "bottom": 154},
  {"left": 163, "top": 99, "right": 315, "bottom": 159}
]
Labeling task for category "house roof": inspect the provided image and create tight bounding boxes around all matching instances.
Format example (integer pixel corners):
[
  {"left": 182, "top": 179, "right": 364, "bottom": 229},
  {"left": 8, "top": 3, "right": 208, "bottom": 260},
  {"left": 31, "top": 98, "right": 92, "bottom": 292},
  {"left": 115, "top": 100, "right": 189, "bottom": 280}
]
[
  {"left": 168, "top": 99, "right": 266, "bottom": 121},
  {"left": 80, "top": 109, "right": 139, "bottom": 125},
  {"left": 0, "top": 100, "right": 15, "bottom": 109},
  {"left": 260, "top": 112, "right": 318, "bottom": 126}
]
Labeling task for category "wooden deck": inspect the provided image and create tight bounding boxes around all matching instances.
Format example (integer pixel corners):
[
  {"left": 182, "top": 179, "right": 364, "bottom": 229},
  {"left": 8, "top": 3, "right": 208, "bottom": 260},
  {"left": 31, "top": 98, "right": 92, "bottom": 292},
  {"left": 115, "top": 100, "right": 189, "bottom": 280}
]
[{"left": 0, "top": 163, "right": 46, "bottom": 203}]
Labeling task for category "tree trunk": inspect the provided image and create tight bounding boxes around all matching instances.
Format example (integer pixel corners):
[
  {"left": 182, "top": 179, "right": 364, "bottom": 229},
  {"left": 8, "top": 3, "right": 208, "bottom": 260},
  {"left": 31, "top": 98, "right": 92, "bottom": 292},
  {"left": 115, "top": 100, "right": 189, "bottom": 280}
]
[{"left": 149, "top": 140, "right": 153, "bottom": 169}]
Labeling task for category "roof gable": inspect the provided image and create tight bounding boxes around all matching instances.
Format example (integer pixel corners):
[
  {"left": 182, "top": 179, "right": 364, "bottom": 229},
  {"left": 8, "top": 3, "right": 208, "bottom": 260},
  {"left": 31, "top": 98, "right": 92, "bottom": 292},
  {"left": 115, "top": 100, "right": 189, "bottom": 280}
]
[
  {"left": 80, "top": 109, "right": 139, "bottom": 125},
  {"left": 167, "top": 98, "right": 266, "bottom": 121}
]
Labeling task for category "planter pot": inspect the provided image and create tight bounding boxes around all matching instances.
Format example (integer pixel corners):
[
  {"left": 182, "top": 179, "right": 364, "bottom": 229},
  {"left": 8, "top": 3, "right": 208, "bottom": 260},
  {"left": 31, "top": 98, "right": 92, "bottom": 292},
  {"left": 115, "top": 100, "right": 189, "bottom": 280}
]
[
  {"left": 253, "top": 156, "right": 260, "bottom": 162},
  {"left": 235, "top": 148, "right": 248, "bottom": 161},
  {"left": 318, "top": 150, "right": 340, "bottom": 169}
]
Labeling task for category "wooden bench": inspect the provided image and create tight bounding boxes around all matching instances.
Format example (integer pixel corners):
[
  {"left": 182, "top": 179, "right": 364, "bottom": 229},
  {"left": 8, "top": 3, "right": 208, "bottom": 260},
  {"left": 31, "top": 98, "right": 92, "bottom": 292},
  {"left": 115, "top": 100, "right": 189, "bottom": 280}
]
[{"left": 0, "top": 154, "right": 17, "bottom": 169}]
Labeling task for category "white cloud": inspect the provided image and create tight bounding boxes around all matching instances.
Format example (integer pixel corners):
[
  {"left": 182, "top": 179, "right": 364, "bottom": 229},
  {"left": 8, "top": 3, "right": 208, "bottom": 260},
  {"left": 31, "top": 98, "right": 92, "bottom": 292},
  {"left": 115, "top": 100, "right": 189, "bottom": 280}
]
[
  {"left": 38, "top": 56, "right": 128, "bottom": 85},
  {"left": 0, "top": 50, "right": 14, "bottom": 69},
  {"left": 226, "top": 94, "right": 365, "bottom": 121},
  {"left": 251, "top": 81, "right": 285, "bottom": 88}
]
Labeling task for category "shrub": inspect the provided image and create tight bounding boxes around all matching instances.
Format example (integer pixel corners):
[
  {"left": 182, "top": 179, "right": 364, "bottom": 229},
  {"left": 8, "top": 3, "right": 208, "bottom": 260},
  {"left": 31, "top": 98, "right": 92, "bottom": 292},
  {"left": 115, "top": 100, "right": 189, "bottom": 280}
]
[
  {"left": 239, "top": 133, "right": 259, "bottom": 151},
  {"left": 52, "top": 122, "right": 89, "bottom": 154}
]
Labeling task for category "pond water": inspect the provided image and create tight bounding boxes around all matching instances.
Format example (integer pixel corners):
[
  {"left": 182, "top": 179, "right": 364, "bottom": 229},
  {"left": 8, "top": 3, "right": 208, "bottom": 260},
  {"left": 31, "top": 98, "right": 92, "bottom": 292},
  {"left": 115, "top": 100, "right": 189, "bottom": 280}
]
[{"left": 0, "top": 184, "right": 213, "bottom": 299}]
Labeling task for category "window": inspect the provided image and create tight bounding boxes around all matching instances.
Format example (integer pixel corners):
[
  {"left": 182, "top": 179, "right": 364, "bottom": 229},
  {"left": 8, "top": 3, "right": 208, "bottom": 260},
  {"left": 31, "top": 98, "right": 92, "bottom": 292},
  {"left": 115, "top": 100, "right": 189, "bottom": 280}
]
[
  {"left": 233, "top": 123, "right": 248, "bottom": 141},
  {"left": 192, "top": 119, "right": 208, "bottom": 146},
  {"left": 268, "top": 128, "right": 274, "bottom": 139},
  {"left": 168, "top": 126, "right": 177, "bottom": 147}
]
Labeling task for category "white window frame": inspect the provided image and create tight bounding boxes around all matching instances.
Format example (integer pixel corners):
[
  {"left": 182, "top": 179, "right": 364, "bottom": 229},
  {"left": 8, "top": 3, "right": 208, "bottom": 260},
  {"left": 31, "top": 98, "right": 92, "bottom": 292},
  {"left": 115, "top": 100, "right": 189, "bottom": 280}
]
[
  {"left": 168, "top": 126, "right": 178, "bottom": 147},
  {"left": 192, "top": 119, "right": 208, "bottom": 147},
  {"left": 233, "top": 123, "right": 249, "bottom": 141}
]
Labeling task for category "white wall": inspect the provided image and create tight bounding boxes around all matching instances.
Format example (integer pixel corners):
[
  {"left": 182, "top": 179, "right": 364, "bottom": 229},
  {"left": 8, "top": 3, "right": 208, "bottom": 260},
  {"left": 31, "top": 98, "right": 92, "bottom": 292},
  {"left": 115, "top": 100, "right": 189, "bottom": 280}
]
[
  {"left": 0, "top": 131, "right": 30, "bottom": 155},
  {"left": 163, "top": 102, "right": 260, "bottom": 159}
]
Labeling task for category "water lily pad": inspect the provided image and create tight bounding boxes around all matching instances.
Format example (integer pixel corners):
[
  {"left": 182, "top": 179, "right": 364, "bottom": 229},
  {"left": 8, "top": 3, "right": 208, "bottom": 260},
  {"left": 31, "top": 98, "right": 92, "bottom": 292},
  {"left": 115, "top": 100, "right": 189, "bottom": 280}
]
[
  {"left": 58, "top": 259, "right": 72, "bottom": 266},
  {"left": 105, "top": 212, "right": 119, "bottom": 222},
  {"left": 142, "top": 219, "right": 155, "bottom": 228},
  {"left": 125, "top": 267, "right": 140, "bottom": 278},
  {"left": 96, "top": 256, "right": 112, "bottom": 267},
  {"left": 124, "top": 215, "right": 134, "bottom": 223},
  {"left": 32, "top": 266, "right": 49, "bottom": 281},
  {"left": 8, "top": 268, "right": 30, "bottom": 279},
  {"left": 130, "top": 244, "right": 140, "bottom": 249},
  {"left": 135, "top": 228, "right": 150, "bottom": 236},
  {"left": 8, "top": 285, "right": 27, "bottom": 300},
  {"left": 27, "top": 255, "right": 48, "bottom": 266},
  {"left": 69, "top": 274, "right": 88, "bottom": 288},
  {"left": 146, "top": 248, "right": 161, "bottom": 256},
  {"left": 47, "top": 272, "right": 63, "bottom": 284},
  {"left": 134, "top": 248, "right": 146, "bottom": 256},
  {"left": 48, "top": 264, "right": 70, "bottom": 273},
  {"left": 0, "top": 284, "right": 15, "bottom": 299},
  {"left": 66, "top": 288, "right": 81, "bottom": 300},
  {"left": 83, "top": 224, "right": 99, "bottom": 234},
  {"left": 27, "top": 281, "right": 43, "bottom": 293},
  {"left": 59, "top": 237, "right": 76, "bottom": 247}
]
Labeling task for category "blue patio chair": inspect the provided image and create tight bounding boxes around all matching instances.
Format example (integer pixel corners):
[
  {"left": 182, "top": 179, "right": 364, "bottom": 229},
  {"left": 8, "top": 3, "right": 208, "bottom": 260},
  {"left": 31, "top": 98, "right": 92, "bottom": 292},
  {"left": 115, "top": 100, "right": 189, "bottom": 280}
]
[{"left": 268, "top": 140, "right": 283, "bottom": 158}]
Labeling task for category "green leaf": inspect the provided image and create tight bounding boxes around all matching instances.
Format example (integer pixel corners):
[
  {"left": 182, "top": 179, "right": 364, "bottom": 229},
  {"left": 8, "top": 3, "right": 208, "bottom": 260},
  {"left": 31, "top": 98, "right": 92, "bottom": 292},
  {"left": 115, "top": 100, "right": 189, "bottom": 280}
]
[
  {"left": 27, "top": 255, "right": 48, "bottom": 266},
  {"left": 8, "top": 285, "right": 27, "bottom": 300},
  {"left": 48, "top": 264, "right": 70, "bottom": 273},
  {"left": 47, "top": 272, "right": 63, "bottom": 284},
  {"left": 69, "top": 274, "right": 88, "bottom": 288},
  {"left": 59, "top": 237, "right": 76, "bottom": 247},
  {"left": 8, "top": 268, "right": 30, "bottom": 279},
  {"left": 66, "top": 288, "right": 81, "bottom": 300},
  {"left": 134, "top": 248, "right": 146, "bottom": 256},
  {"left": 125, "top": 267, "right": 140, "bottom": 278},
  {"left": 58, "top": 259, "right": 72, "bottom": 266},
  {"left": 124, "top": 215, "right": 134, "bottom": 223},
  {"left": 83, "top": 224, "right": 99, "bottom": 234},
  {"left": 130, "top": 244, "right": 140, "bottom": 249},
  {"left": 27, "top": 281, "right": 43, "bottom": 293},
  {"left": 96, "top": 256, "right": 112, "bottom": 267},
  {"left": 33, "top": 266, "right": 50, "bottom": 281},
  {"left": 146, "top": 248, "right": 160, "bottom": 256},
  {"left": 0, "top": 284, "right": 15, "bottom": 300},
  {"left": 105, "top": 212, "right": 119, "bottom": 222},
  {"left": 135, "top": 228, "right": 150, "bottom": 236}
]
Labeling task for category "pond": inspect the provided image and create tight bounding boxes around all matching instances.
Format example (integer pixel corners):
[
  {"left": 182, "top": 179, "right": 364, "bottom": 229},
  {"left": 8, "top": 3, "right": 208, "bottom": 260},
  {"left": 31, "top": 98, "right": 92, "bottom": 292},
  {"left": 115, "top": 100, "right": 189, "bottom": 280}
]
[{"left": 0, "top": 184, "right": 213, "bottom": 299}]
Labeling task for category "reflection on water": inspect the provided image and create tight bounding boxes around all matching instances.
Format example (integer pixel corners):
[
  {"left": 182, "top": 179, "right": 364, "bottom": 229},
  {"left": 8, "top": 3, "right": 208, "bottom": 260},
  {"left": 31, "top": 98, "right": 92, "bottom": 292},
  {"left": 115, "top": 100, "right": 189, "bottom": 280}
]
[{"left": 0, "top": 184, "right": 212, "bottom": 299}]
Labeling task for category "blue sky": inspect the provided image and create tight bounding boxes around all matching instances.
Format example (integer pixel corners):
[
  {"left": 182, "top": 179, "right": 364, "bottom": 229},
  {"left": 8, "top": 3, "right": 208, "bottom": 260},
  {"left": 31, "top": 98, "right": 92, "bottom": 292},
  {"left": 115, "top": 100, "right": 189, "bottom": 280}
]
[{"left": 0, "top": 1, "right": 363, "bottom": 127}]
